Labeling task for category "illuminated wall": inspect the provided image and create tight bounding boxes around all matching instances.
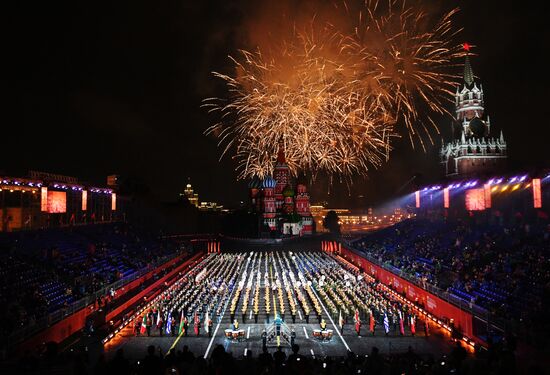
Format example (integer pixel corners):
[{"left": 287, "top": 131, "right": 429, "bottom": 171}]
[
  {"left": 47, "top": 191, "right": 67, "bottom": 213},
  {"left": 465, "top": 188, "right": 486, "bottom": 211},
  {"left": 40, "top": 187, "right": 48, "bottom": 212},
  {"left": 82, "top": 190, "right": 87, "bottom": 211},
  {"left": 533, "top": 178, "right": 542, "bottom": 208}
]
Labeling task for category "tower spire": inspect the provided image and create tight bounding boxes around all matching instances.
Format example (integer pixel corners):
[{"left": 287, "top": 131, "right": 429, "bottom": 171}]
[
  {"left": 463, "top": 56, "right": 475, "bottom": 87},
  {"left": 462, "top": 43, "right": 475, "bottom": 87}
]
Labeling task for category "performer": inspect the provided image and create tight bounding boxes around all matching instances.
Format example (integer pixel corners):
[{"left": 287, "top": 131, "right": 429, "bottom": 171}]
[
  {"left": 183, "top": 316, "right": 189, "bottom": 336},
  {"left": 339, "top": 311, "right": 345, "bottom": 334},
  {"left": 354, "top": 310, "right": 361, "bottom": 336},
  {"left": 146, "top": 314, "right": 152, "bottom": 337},
  {"left": 410, "top": 315, "right": 416, "bottom": 336},
  {"left": 134, "top": 317, "right": 141, "bottom": 336},
  {"left": 290, "top": 328, "right": 296, "bottom": 347},
  {"left": 194, "top": 313, "right": 200, "bottom": 336},
  {"left": 424, "top": 318, "right": 430, "bottom": 337},
  {"left": 207, "top": 316, "right": 213, "bottom": 338},
  {"left": 157, "top": 314, "right": 164, "bottom": 337},
  {"left": 261, "top": 329, "right": 267, "bottom": 350},
  {"left": 233, "top": 319, "right": 239, "bottom": 331},
  {"left": 320, "top": 319, "right": 327, "bottom": 331},
  {"left": 399, "top": 310, "right": 405, "bottom": 336},
  {"left": 369, "top": 312, "right": 375, "bottom": 336},
  {"left": 171, "top": 315, "right": 176, "bottom": 337}
]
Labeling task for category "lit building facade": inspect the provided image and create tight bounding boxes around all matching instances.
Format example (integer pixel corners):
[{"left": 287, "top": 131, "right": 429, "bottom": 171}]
[{"left": 249, "top": 145, "right": 313, "bottom": 236}]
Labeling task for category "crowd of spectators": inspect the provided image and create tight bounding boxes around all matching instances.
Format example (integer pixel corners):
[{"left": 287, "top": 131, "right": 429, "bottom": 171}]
[
  {"left": 0, "top": 223, "right": 182, "bottom": 339},
  {"left": 353, "top": 216, "right": 550, "bottom": 334},
  {"left": 12, "top": 340, "right": 532, "bottom": 375}
]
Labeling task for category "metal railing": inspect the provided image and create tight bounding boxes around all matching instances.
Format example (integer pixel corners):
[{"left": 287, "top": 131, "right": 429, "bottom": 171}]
[{"left": 6, "top": 250, "right": 186, "bottom": 347}]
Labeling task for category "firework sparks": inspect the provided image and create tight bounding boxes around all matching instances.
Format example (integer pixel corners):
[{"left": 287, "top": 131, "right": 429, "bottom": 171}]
[{"left": 204, "top": 0, "right": 462, "bottom": 179}]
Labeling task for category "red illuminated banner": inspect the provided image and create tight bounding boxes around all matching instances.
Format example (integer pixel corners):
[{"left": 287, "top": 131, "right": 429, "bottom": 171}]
[
  {"left": 82, "top": 190, "right": 87, "bottom": 211},
  {"left": 415, "top": 191, "right": 420, "bottom": 208},
  {"left": 533, "top": 178, "right": 542, "bottom": 208},
  {"left": 465, "top": 188, "right": 485, "bottom": 211},
  {"left": 111, "top": 193, "right": 116, "bottom": 211},
  {"left": 443, "top": 188, "right": 449, "bottom": 208},
  {"left": 47, "top": 191, "right": 67, "bottom": 213}
]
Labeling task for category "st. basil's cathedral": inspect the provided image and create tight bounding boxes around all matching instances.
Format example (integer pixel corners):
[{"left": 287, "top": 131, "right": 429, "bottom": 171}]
[{"left": 248, "top": 146, "right": 313, "bottom": 236}]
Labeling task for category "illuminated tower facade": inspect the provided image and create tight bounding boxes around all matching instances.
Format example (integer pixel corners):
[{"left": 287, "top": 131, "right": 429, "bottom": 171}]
[
  {"left": 440, "top": 46, "right": 507, "bottom": 177},
  {"left": 262, "top": 177, "right": 277, "bottom": 230}
]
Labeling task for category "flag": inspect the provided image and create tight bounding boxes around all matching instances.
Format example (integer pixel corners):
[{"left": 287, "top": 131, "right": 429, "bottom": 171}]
[
  {"left": 179, "top": 311, "right": 185, "bottom": 334},
  {"left": 165, "top": 311, "right": 172, "bottom": 335},
  {"left": 399, "top": 311, "right": 405, "bottom": 335},
  {"left": 156, "top": 309, "right": 161, "bottom": 327},
  {"left": 339, "top": 310, "right": 345, "bottom": 329},
  {"left": 383, "top": 313, "right": 390, "bottom": 334},
  {"left": 140, "top": 314, "right": 147, "bottom": 335},
  {"left": 410, "top": 316, "right": 416, "bottom": 335},
  {"left": 205, "top": 311, "right": 210, "bottom": 334}
]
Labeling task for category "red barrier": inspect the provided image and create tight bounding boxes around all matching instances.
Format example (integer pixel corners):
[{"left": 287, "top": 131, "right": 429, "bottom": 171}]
[
  {"left": 340, "top": 247, "right": 474, "bottom": 339},
  {"left": 106, "top": 252, "right": 204, "bottom": 321},
  {"left": 19, "top": 251, "right": 205, "bottom": 352}
]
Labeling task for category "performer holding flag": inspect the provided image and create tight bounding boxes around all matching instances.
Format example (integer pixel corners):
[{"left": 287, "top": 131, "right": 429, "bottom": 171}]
[
  {"left": 194, "top": 311, "right": 200, "bottom": 336},
  {"left": 338, "top": 310, "right": 345, "bottom": 334},
  {"left": 399, "top": 310, "right": 405, "bottom": 336},
  {"left": 354, "top": 310, "right": 361, "bottom": 336},
  {"left": 410, "top": 315, "right": 416, "bottom": 336},
  {"left": 140, "top": 314, "right": 147, "bottom": 335},
  {"left": 383, "top": 312, "right": 390, "bottom": 336},
  {"left": 206, "top": 311, "right": 213, "bottom": 337},
  {"left": 369, "top": 310, "right": 375, "bottom": 336},
  {"left": 165, "top": 311, "right": 172, "bottom": 336},
  {"left": 179, "top": 310, "right": 185, "bottom": 335}
]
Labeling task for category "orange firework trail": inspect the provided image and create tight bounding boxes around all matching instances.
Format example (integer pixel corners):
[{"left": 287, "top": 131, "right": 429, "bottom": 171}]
[{"left": 204, "top": 0, "right": 463, "bottom": 180}]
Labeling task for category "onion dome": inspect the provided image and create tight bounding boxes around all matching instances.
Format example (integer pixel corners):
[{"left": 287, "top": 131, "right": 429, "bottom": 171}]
[
  {"left": 262, "top": 176, "right": 276, "bottom": 189},
  {"left": 248, "top": 177, "right": 261, "bottom": 189},
  {"left": 282, "top": 184, "right": 295, "bottom": 198}
]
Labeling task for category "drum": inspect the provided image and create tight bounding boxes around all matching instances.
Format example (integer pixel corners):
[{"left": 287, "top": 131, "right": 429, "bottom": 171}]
[
  {"left": 224, "top": 329, "right": 232, "bottom": 339},
  {"left": 238, "top": 330, "right": 245, "bottom": 338},
  {"left": 321, "top": 330, "right": 329, "bottom": 339},
  {"left": 232, "top": 331, "right": 239, "bottom": 339},
  {"left": 313, "top": 329, "right": 321, "bottom": 338},
  {"left": 326, "top": 330, "right": 333, "bottom": 340}
]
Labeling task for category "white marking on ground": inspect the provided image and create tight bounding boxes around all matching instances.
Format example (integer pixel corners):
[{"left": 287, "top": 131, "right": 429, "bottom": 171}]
[
  {"left": 298, "top": 311, "right": 303, "bottom": 320},
  {"left": 310, "top": 286, "right": 351, "bottom": 351},
  {"left": 310, "top": 349, "right": 315, "bottom": 358},
  {"left": 247, "top": 326, "right": 251, "bottom": 339},
  {"left": 303, "top": 326, "right": 309, "bottom": 339}
]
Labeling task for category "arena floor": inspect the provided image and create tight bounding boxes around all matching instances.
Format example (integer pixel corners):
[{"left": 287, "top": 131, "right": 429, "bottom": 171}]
[{"left": 105, "top": 301, "right": 457, "bottom": 362}]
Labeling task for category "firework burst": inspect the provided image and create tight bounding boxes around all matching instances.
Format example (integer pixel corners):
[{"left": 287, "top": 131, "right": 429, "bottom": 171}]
[{"left": 204, "top": 0, "right": 462, "bottom": 179}]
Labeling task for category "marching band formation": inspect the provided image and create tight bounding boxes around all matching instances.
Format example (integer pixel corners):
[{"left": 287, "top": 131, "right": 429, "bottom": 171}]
[{"left": 133, "top": 251, "right": 427, "bottom": 341}]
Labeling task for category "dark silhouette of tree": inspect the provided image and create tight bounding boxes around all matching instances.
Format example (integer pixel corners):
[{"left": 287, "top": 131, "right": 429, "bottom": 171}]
[{"left": 323, "top": 210, "right": 341, "bottom": 235}]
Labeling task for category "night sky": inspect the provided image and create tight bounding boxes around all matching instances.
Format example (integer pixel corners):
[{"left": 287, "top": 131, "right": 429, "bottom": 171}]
[{"left": 6, "top": 0, "right": 549, "bottom": 208}]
